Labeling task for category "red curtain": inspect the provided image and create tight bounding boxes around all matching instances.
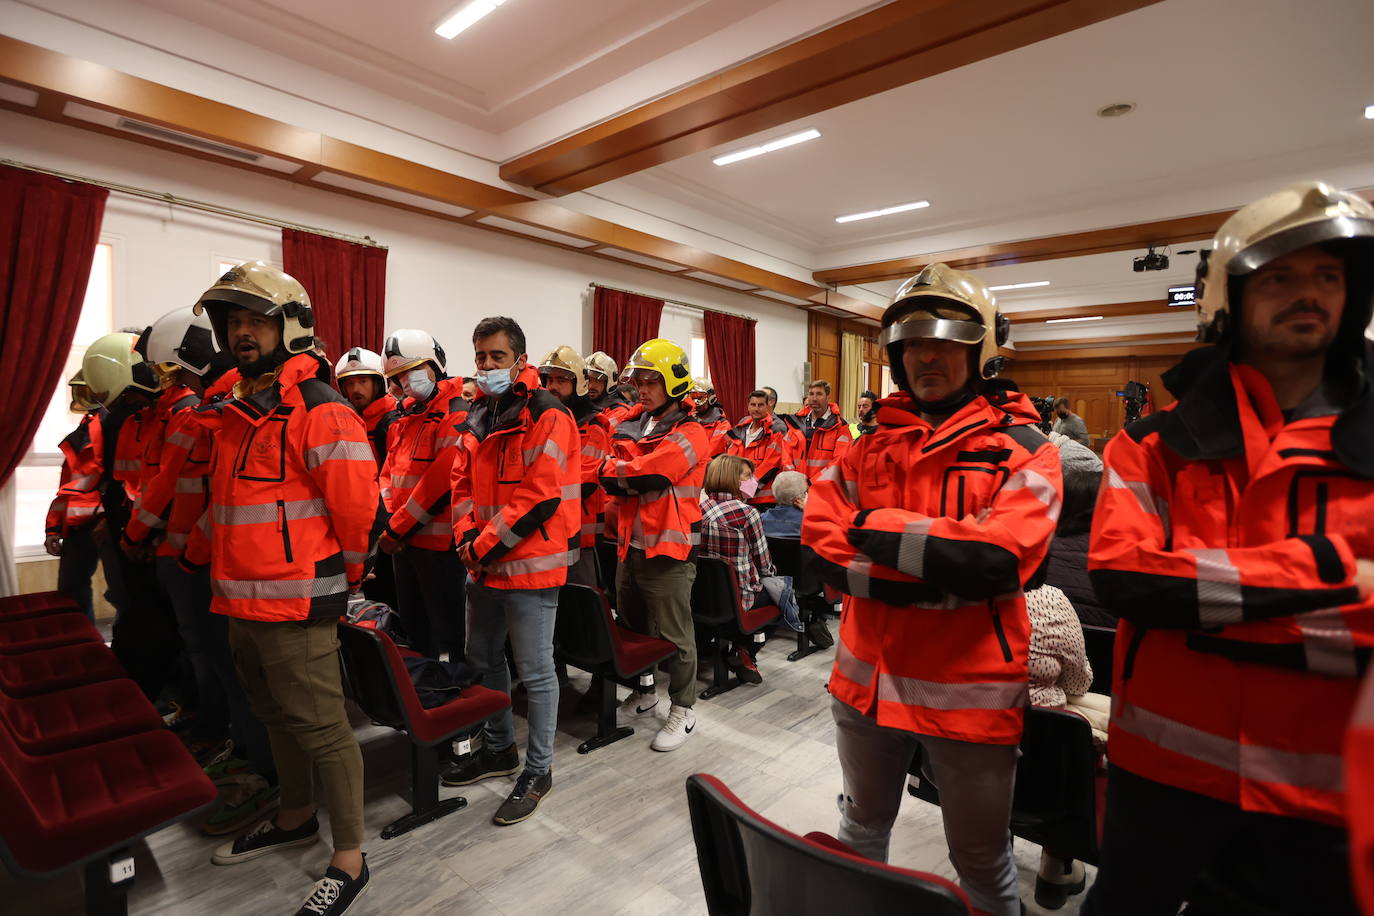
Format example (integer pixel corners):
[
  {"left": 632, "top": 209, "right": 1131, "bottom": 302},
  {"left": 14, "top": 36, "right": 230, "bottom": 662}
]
[
  {"left": 0, "top": 165, "right": 108, "bottom": 487},
  {"left": 281, "top": 229, "right": 387, "bottom": 363},
  {"left": 593, "top": 286, "right": 664, "bottom": 371},
  {"left": 704, "top": 310, "right": 756, "bottom": 424}
]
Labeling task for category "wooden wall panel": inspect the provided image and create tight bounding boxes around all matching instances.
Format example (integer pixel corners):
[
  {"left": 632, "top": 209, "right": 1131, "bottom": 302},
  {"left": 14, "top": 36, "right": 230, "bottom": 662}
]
[{"left": 1007, "top": 349, "right": 1187, "bottom": 442}]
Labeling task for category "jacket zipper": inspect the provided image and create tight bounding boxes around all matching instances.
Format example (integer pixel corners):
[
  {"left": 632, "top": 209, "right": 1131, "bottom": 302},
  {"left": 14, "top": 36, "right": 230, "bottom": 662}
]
[
  {"left": 277, "top": 499, "right": 294, "bottom": 563},
  {"left": 988, "top": 600, "right": 1012, "bottom": 662}
]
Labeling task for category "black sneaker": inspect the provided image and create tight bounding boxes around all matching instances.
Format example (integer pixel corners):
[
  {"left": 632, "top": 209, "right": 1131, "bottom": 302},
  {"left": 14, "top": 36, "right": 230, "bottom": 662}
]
[
  {"left": 806, "top": 615, "right": 834, "bottom": 649},
  {"left": 210, "top": 814, "right": 320, "bottom": 865},
  {"left": 492, "top": 770, "right": 552, "bottom": 826},
  {"left": 440, "top": 742, "right": 519, "bottom": 787},
  {"left": 295, "top": 855, "right": 369, "bottom": 916}
]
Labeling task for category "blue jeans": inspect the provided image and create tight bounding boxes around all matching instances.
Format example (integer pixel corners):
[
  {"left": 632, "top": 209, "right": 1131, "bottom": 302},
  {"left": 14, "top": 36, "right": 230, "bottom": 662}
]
[{"left": 464, "top": 579, "right": 559, "bottom": 775}]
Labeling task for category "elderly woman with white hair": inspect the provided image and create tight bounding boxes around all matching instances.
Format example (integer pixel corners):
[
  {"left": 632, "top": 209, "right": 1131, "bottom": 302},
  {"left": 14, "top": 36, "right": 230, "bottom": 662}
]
[{"left": 760, "top": 470, "right": 809, "bottom": 538}]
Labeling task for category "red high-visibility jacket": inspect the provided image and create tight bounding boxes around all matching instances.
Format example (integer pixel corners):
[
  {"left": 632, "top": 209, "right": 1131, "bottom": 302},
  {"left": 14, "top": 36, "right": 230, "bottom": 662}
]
[
  {"left": 45, "top": 413, "right": 104, "bottom": 536},
  {"left": 190, "top": 354, "right": 379, "bottom": 622},
  {"left": 1348, "top": 669, "right": 1374, "bottom": 914},
  {"left": 592, "top": 390, "right": 635, "bottom": 430},
  {"left": 382, "top": 379, "right": 469, "bottom": 552},
  {"left": 124, "top": 371, "right": 239, "bottom": 557},
  {"left": 724, "top": 414, "right": 798, "bottom": 506},
  {"left": 1090, "top": 355, "right": 1373, "bottom": 827},
  {"left": 361, "top": 393, "right": 398, "bottom": 469},
  {"left": 571, "top": 398, "right": 612, "bottom": 549},
  {"left": 794, "top": 403, "right": 853, "bottom": 481},
  {"left": 803, "top": 389, "right": 1062, "bottom": 745},
  {"left": 693, "top": 403, "right": 732, "bottom": 456},
  {"left": 450, "top": 367, "right": 580, "bottom": 590},
  {"left": 137, "top": 385, "right": 198, "bottom": 494},
  {"left": 599, "top": 401, "right": 709, "bottom": 562}
]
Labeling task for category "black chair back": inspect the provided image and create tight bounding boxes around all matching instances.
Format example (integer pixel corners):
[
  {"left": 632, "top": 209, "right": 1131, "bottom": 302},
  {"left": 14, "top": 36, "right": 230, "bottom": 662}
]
[
  {"left": 765, "top": 537, "right": 821, "bottom": 597},
  {"left": 686, "top": 773, "right": 971, "bottom": 915},
  {"left": 555, "top": 584, "right": 615, "bottom": 670},
  {"left": 337, "top": 623, "right": 407, "bottom": 731},
  {"left": 691, "top": 558, "right": 739, "bottom": 627}
]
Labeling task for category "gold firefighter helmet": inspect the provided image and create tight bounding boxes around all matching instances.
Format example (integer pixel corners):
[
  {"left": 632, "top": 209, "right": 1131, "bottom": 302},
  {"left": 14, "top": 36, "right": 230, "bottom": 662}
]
[
  {"left": 82, "top": 332, "right": 161, "bottom": 408},
  {"left": 68, "top": 370, "right": 99, "bottom": 413},
  {"left": 879, "top": 263, "right": 1009, "bottom": 384},
  {"left": 1196, "top": 181, "right": 1374, "bottom": 343},
  {"left": 585, "top": 351, "right": 618, "bottom": 384},
  {"left": 193, "top": 260, "right": 315, "bottom": 355},
  {"left": 538, "top": 345, "right": 588, "bottom": 397},
  {"left": 625, "top": 338, "right": 692, "bottom": 399}
]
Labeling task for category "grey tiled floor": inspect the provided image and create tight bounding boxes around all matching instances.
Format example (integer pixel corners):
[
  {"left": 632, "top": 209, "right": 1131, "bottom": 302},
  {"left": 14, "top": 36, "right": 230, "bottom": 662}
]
[{"left": 2, "top": 633, "right": 1089, "bottom": 914}]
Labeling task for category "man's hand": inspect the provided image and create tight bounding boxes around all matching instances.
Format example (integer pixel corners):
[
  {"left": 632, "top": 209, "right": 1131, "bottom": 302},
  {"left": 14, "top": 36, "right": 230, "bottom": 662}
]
[
  {"left": 379, "top": 533, "right": 401, "bottom": 556},
  {"left": 44, "top": 535, "right": 62, "bottom": 558},
  {"left": 1356, "top": 558, "right": 1374, "bottom": 602},
  {"left": 458, "top": 541, "right": 485, "bottom": 575}
]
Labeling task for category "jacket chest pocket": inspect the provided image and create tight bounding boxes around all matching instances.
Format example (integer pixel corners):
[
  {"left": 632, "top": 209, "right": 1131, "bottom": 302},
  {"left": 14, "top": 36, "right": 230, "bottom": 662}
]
[
  {"left": 940, "top": 462, "right": 1009, "bottom": 520},
  {"left": 495, "top": 434, "right": 524, "bottom": 485},
  {"left": 1285, "top": 469, "right": 1371, "bottom": 551},
  {"left": 188, "top": 435, "right": 213, "bottom": 466},
  {"left": 231, "top": 416, "right": 289, "bottom": 483},
  {"left": 859, "top": 450, "right": 901, "bottom": 508},
  {"left": 409, "top": 421, "right": 440, "bottom": 464}
]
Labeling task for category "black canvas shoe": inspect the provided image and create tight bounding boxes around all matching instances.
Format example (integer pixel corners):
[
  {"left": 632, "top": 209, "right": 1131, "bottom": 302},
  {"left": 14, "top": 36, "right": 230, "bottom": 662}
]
[
  {"left": 440, "top": 742, "right": 519, "bottom": 787},
  {"left": 492, "top": 770, "right": 552, "bottom": 826},
  {"left": 1033, "top": 853, "right": 1085, "bottom": 910},
  {"left": 295, "top": 855, "right": 370, "bottom": 916},
  {"left": 805, "top": 615, "right": 834, "bottom": 649},
  {"left": 210, "top": 814, "right": 319, "bottom": 865}
]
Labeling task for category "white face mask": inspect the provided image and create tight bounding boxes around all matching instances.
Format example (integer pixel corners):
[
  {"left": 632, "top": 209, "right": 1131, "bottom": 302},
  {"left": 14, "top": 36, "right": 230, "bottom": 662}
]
[{"left": 400, "top": 368, "right": 436, "bottom": 401}]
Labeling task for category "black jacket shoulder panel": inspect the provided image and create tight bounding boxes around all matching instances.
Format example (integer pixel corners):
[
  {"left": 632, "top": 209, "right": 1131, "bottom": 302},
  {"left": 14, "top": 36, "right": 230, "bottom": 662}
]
[
  {"left": 298, "top": 378, "right": 351, "bottom": 411},
  {"left": 1003, "top": 424, "right": 1049, "bottom": 456}
]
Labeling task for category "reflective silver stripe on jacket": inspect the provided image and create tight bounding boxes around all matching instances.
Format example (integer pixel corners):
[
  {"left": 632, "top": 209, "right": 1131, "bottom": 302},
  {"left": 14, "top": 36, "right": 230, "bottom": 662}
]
[
  {"left": 834, "top": 638, "right": 876, "bottom": 685},
  {"left": 877, "top": 672, "right": 1028, "bottom": 711},
  {"left": 1002, "top": 467, "right": 1062, "bottom": 521},
  {"left": 114, "top": 460, "right": 140, "bottom": 473},
  {"left": 523, "top": 438, "right": 568, "bottom": 471},
  {"left": 561, "top": 483, "right": 581, "bottom": 502},
  {"left": 1185, "top": 548, "right": 1244, "bottom": 625},
  {"left": 665, "top": 431, "right": 698, "bottom": 468},
  {"left": 581, "top": 443, "right": 606, "bottom": 459},
  {"left": 390, "top": 474, "right": 423, "bottom": 489},
  {"left": 165, "top": 532, "right": 188, "bottom": 550},
  {"left": 67, "top": 474, "right": 100, "bottom": 490},
  {"left": 436, "top": 435, "right": 460, "bottom": 450},
  {"left": 306, "top": 439, "right": 374, "bottom": 470},
  {"left": 136, "top": 508, "right": 165, "bottom": 530},
  {"left": 166, "top": 431, "right": 196, "bottom": 451},
  {"left": 67, "top": 505, "right": 98, "bottom": 520},
  {"left": 818, "top": 462, "right": 859, "bottom": 504},
  {"left": 452, "top": 498, "right": 474, "bottom": 518},
  {"left": 895, "top": 517, "right": 933, "bottom": 579},
  {"left": 1298, "top": 606, "right": 1360, "bottom": 678},
  {"left": 176, "top": 477, "right": 205, "bottom": 493},
  {"left": 1106, "top": 467, "right": 1162, "bottom": 518},
  {"left": 212, "top": 574, "right": 348, "bottom": 600},
  {"left": 490, "top": 551, "right": 575, "bottom": 576},
  {"left": 213, "top": 498, "right": 328, "bottom": 526},
  {"left": 1113, "top": 698, "right": 1343, "bottom": 793},
  {"left": 403, "top": 497, "right": 432, "bottom": 524},
  {"left": 342, "top": 550, "right": 367, "bottom": 565},
  {"left": 639, "top": 484, "right": 702, "bottom": 505}
]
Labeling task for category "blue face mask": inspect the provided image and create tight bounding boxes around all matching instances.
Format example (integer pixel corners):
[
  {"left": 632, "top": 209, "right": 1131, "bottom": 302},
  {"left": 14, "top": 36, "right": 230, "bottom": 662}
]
[
  {"left": 475, "top": 366, "right": 513, "bottom": 397},
  {"left": 400, "top": 368, "right": 436, "bottom": 401}
]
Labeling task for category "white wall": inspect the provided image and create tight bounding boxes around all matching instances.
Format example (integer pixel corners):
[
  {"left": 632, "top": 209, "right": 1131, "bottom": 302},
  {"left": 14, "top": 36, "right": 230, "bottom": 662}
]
[{"left": 0, "top": 110, "right": 812, "bottom": 401}]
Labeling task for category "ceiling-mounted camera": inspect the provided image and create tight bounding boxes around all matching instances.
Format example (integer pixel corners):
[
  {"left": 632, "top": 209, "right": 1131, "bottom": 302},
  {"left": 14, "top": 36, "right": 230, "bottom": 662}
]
[{"left": 1133, "top": 245, "right": 1170, "bottom": 272}]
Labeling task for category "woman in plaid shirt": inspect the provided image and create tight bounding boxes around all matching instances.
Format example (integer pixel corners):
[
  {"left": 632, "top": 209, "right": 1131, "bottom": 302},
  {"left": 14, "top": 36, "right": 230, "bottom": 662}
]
[{"left": 701, "top": 454, "right": 777, "bottom": 684}]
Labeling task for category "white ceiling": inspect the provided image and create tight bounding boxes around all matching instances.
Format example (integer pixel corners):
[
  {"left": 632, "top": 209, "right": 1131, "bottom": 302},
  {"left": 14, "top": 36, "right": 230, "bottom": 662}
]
[{"left": 7, "top": 0, "right": 1373, "bottom": 342}]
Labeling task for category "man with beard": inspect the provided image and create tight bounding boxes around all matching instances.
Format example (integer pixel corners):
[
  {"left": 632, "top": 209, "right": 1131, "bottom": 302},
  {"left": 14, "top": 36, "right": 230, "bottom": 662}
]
[
  {"left": 793, "top": 379, "right": 852, "bottom": 481},
  {"left": 852, "top": 389, "right": 878, "bottom": 437},
  {"left": 335, "top": 347, "right": 397, "bottom": 468},
  {"left": 191, "top": 261, "right": 378, "bottom": 916},
  {"left": 586, "top": 350, "right": 634, "bottom": 426},
  {"left": 1082, "top": 182, "right": 1374, "bottom": 916}
]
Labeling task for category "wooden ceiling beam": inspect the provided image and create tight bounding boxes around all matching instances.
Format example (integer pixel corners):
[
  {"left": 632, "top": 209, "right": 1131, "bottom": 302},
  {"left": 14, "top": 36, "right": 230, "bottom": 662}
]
[
  {"left": 500, "top": 0, "right": 1164, "bottom": 195},
  {"left": 1005, "top": 299, "right": 1182, "bottom": 324},
  {"left": 0, "top": 36, "right": 884, "bottom": 321}
]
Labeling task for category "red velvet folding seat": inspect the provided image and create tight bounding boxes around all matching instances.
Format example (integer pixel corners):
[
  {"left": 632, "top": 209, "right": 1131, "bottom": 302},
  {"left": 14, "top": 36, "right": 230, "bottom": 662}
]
[
  {"left": 0, "top": 591, "right": 81, "bottom": 621},
  {"left": 0, "top": 642, "right": 127, "bottom": 697},
  {"left": 336, "top": 622, "right": 511, "bottom": 839},
  {"left": 554, "top": 583, "right": 678, "bottom": 754},
  {"left": 0, "top": 719, "right": 216, "bottom": 912},
  {"left": 0, "top": 612, "right": 103, "bottom": 655},
  {"left": 686, "top": 773, "right": 972, "bottom": 914},
  {"left": 689, "top": 557, "right": 781, "bottom": 699},
  {"left": 0, "top": 677, "right": 165, "bottom": 754}
]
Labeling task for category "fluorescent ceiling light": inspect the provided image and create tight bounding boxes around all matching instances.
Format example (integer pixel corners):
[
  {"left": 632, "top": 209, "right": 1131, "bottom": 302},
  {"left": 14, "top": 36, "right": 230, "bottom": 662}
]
[
  {"left": 1045, "top": 315, "right": 1103, "bottom": 324},
  {"left": 987, "top": 280, "right": 1051, "bottom": 292},
  {"left": 1168, "top": 285, "right": 1194, "bottom": 292},
  {"left": 835, "top": 200, "right": 930, "bottom": 224},
  {"left": 712, "top": 129, "right": 821, "bottom": 166},
  {"left": 1366, "top": 104, "right": 1374, "bottom": 120},
  {"left": 435, "top": 0, "right": 506, "bottom": 39}
]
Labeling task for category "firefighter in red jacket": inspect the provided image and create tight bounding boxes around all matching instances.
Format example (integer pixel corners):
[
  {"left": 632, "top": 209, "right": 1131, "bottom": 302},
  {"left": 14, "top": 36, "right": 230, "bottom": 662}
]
[
  {"left": 687, "top": 378, "right": 732, "bottom": 456},
  {"left": 792, "top": 378, "right": 852, "bottom": 480},
  {"left": 600, "top": 338, "right": 710, "bottom": 752},
  {"left": 192, "top": 260, "right": 378, "bottom": 912},
  {"left": 724, "top": 389, "right": 798, "bottom": 507},
  {"left": 44, "top": 371, "right": 104, "bottom": 619},
  {"left": 586, "top": 350, "right": 634, "bottom": 426},
  {"left": 1348, "top": 669, "right": 1374, "bottom": 916},
  {"left": 1083, "top": 182, "right": 1374, "bottom": 916},
  {"left": 537, "top": 345, "right": 612, "bottom": 588},
  {"left": 334, "top": 347, "right": 397, "bottom": 469},
  {"left": 83, "top": 330, "right": 190, "bottom": 701},
  {"left": 377, "top": 330, "right": 469, "bottom": 660},
  {"left": 439, "top": 316, "right": 578, "bottom": 826},
  {"left": 803, "top": 263, "right": 1060, "bottom": 916}
]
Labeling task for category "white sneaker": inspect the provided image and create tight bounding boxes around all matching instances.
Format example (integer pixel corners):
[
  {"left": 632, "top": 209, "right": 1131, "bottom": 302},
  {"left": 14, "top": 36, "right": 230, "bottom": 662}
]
[
  {"left": 616, "top": 690, "right": 660, "bottom": 728},
  {"left": 651, "top": 704, "right": 696, "bottom": 752}
]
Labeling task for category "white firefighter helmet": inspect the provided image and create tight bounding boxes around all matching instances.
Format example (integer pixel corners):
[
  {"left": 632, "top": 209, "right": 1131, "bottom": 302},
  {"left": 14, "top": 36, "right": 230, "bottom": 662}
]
[
  {"left": 382, "top": 329, "right": 446, "bottom": 379},
  {"left": 144, "top": 306, "right": 219, "bottom": 376}
]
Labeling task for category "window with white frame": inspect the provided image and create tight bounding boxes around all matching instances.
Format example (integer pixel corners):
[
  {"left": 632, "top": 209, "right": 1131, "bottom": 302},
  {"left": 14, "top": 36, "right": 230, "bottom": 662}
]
[
  {"left": 13, "top": 243, "right": 114, "bottom": 555},
  {"left": 660, "top": 303, "right": 708, "bottom": 383}
]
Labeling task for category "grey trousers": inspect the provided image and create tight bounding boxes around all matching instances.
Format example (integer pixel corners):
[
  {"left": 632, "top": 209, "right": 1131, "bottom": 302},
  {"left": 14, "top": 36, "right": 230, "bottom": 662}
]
[{"left": 832, "top": 696, "right": 1021, "bottom": 916}]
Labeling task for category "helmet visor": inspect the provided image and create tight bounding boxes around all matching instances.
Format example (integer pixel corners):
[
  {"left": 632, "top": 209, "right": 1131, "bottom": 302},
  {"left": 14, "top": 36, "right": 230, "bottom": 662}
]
[
  {"left": 1230, "top": 216, "right": 1374, "bottom": 275},
  {"left": 880, "top": 315, "right": 986, "bottom": 348}
]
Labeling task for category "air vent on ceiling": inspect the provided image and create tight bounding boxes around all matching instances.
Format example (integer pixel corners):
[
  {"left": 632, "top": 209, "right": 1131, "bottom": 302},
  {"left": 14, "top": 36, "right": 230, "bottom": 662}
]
[
  {"left": 116, "top": 118, "right": 262, "bottom": 162},
  {"left": 810, "top": 306, "right": 852, "bottom": 318}
]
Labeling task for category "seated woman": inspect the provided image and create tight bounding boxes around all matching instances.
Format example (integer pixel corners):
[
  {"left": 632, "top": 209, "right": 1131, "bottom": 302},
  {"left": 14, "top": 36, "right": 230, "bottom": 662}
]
[
  {"left": 700, "top": 454, "right": 783, "bottom": 685},
  {"left": 760, "top": 470, "right": 808, "bottom": 537}
]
